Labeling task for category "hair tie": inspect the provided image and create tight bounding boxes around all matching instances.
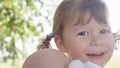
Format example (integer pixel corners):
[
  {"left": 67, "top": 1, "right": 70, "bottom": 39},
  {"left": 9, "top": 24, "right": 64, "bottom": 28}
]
[{"left": 46, "top": 34, "right": 53, "bottom": 41}]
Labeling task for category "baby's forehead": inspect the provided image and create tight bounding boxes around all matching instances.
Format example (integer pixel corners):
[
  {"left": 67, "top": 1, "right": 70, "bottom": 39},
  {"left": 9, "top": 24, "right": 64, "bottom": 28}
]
[{"left": 65, "top": 10, "right": 107, "bottom": 27}]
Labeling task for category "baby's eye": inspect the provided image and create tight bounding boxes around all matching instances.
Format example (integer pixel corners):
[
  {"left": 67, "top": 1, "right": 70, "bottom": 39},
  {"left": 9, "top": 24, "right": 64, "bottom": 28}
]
[
  {"left": 100, "top": 29, "right": 110, "bottom": 34},
  {"left": 78, "top": 31, "right": 89, "bottom": 36}
]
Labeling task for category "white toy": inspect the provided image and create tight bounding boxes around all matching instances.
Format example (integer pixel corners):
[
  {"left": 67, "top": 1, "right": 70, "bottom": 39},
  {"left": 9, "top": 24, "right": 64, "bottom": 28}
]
[{"left": 68, "top": 60, "right": 101, "bottom": 68}]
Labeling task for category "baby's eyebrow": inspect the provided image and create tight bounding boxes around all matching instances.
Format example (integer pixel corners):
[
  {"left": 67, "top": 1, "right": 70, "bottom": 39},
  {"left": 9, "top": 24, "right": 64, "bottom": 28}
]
[
  {"left": 99, "top": 24, "right": 111, "bottom": 30},
  {"left": 73, "top": 15, "right": 93, "bottom": 26},
  {"left": 72, "top": 24, "right": 87, "bottom": 32}
]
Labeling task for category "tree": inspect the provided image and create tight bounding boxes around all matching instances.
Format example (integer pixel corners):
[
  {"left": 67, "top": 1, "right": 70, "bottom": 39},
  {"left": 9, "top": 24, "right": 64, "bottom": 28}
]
[
  {"left": 0, "top": 0, "right": 62, "bottom": 63},
  {"left": 0, "top": 0, "right": 40, "bottom": 61}
]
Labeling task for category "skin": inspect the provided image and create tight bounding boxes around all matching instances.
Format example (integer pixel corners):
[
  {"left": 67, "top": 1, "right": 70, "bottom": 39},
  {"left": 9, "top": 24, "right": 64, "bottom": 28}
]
[
  {"left": 23, "top": 11, "right": 115, "bottom": 68},
  {"left": 55, "top": 16, "right": 115, "bottom": 68},
  {"left": 22, "top": 49, "right": 70, "bottom": 68}
]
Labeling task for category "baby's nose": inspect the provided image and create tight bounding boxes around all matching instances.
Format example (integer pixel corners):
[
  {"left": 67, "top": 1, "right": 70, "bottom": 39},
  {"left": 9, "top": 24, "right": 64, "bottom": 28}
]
[{"left": 90, "top": 35, "right": 103, "bottom": 46}]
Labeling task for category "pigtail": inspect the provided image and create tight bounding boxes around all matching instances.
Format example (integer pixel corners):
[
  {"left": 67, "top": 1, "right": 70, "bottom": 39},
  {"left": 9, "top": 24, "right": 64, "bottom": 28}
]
[
  {"left": 113, "top": 31, "right": 120, "bottom": 50},
  {"left": 37, "top": 34, "right": 53, "bottom": 50}
]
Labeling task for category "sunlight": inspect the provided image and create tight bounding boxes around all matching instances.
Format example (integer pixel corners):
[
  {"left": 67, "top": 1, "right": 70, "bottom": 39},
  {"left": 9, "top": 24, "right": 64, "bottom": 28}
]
[
  {"left": 105, "top": 0, "right": 120, "bottom": 33},
  {"left": 105, "top": 0, "right": 120, "bottom": 56}
]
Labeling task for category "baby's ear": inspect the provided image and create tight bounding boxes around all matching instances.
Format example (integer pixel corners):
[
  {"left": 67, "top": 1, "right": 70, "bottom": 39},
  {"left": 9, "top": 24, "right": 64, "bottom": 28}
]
[{"left": 54, "top": 35, "right": 67, "bottom": 53}]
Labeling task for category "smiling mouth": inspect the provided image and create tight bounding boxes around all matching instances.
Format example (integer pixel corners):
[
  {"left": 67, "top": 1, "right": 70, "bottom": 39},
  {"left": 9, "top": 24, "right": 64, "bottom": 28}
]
[
  {"left": 86, "top": 52, "right": 104, "bottom": 56},
  {"left": 86, "top": 52, "right": 105, "bottom": 59}
]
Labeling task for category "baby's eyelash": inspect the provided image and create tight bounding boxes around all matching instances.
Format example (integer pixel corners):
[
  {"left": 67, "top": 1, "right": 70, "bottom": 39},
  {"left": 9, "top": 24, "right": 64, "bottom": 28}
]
[
  {"left": 77, "top": 31, "right": 89, "bottom": 36},
  {"left": 100, "top": 29, "right": 110, "bottom": 34}
]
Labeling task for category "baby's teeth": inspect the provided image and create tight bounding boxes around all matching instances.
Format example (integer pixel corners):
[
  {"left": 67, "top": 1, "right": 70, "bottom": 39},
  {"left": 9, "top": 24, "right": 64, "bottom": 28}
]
[{"left": 87, "top": 52, "right": 103, "bottom": 56}]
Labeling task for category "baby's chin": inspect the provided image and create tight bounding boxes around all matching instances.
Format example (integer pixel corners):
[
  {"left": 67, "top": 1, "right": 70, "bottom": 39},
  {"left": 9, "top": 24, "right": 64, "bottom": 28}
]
[
  {"left": 91, "top": 61, "right": 106, "bottom": 68},
  {"left": 88, "top": 60, "right": 106, "bottom": 67}
]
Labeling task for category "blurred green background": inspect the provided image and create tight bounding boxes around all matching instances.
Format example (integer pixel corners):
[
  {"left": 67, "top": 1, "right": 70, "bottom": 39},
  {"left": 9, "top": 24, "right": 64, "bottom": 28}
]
[{"left": 0, "top": 0, "right": 120, "bottom": 68}]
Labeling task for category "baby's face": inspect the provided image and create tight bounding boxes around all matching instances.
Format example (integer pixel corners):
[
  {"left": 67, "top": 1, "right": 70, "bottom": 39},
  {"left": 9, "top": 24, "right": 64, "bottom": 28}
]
[{"left": 59, "top": 18, "right": 114, "bottom": 67}]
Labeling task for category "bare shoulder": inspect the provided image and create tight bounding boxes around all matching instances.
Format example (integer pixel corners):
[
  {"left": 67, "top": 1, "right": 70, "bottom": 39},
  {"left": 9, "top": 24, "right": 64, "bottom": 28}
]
[{"left": 22, "top": 49, "right": 70, "bottom": 68}]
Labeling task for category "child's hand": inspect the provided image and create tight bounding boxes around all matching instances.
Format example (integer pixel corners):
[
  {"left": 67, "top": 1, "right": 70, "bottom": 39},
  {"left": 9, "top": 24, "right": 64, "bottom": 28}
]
[{"left": 68, "top": 60, "right": 101, "bottom": 68}]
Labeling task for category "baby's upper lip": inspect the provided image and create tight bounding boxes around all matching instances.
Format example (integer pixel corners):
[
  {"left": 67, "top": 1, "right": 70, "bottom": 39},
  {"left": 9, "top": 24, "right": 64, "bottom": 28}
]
[{"left": 86, "top": 49, "right": 106, "bottom": 56}]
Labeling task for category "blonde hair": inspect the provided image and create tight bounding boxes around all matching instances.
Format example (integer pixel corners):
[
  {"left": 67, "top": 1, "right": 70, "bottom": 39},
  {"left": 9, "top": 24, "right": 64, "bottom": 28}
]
[{"left": 37, "top": 0, "right": 108, "bottom": 50}]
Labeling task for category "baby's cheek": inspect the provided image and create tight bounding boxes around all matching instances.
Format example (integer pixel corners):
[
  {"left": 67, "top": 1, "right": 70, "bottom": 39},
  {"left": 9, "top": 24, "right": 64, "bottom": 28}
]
[
  {"left": 70, "top": 46, "right": 86, "bottom": 60},
  {"left": 107, "top": 37, "right": 115, "bottom": 49}
]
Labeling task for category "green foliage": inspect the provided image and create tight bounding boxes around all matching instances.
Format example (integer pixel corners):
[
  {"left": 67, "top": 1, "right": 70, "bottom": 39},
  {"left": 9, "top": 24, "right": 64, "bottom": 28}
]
[
  {"left": 0, "top": 0, "right": 41, "bottom": 61},
  {"left": 0, "top": 0, "right": 63, "bottom": 63}
]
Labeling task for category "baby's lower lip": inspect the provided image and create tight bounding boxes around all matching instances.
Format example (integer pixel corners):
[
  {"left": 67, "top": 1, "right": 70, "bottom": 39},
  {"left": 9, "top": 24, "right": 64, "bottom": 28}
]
[{"left": 86, "top": 52, "right": 105, "bottom": 60}]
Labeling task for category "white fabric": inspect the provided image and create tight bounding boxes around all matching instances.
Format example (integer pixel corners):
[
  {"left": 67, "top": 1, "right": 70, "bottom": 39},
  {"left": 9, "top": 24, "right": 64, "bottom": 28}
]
[{"left": 68, "top": 60, "right": 101, "bottom": 68}]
